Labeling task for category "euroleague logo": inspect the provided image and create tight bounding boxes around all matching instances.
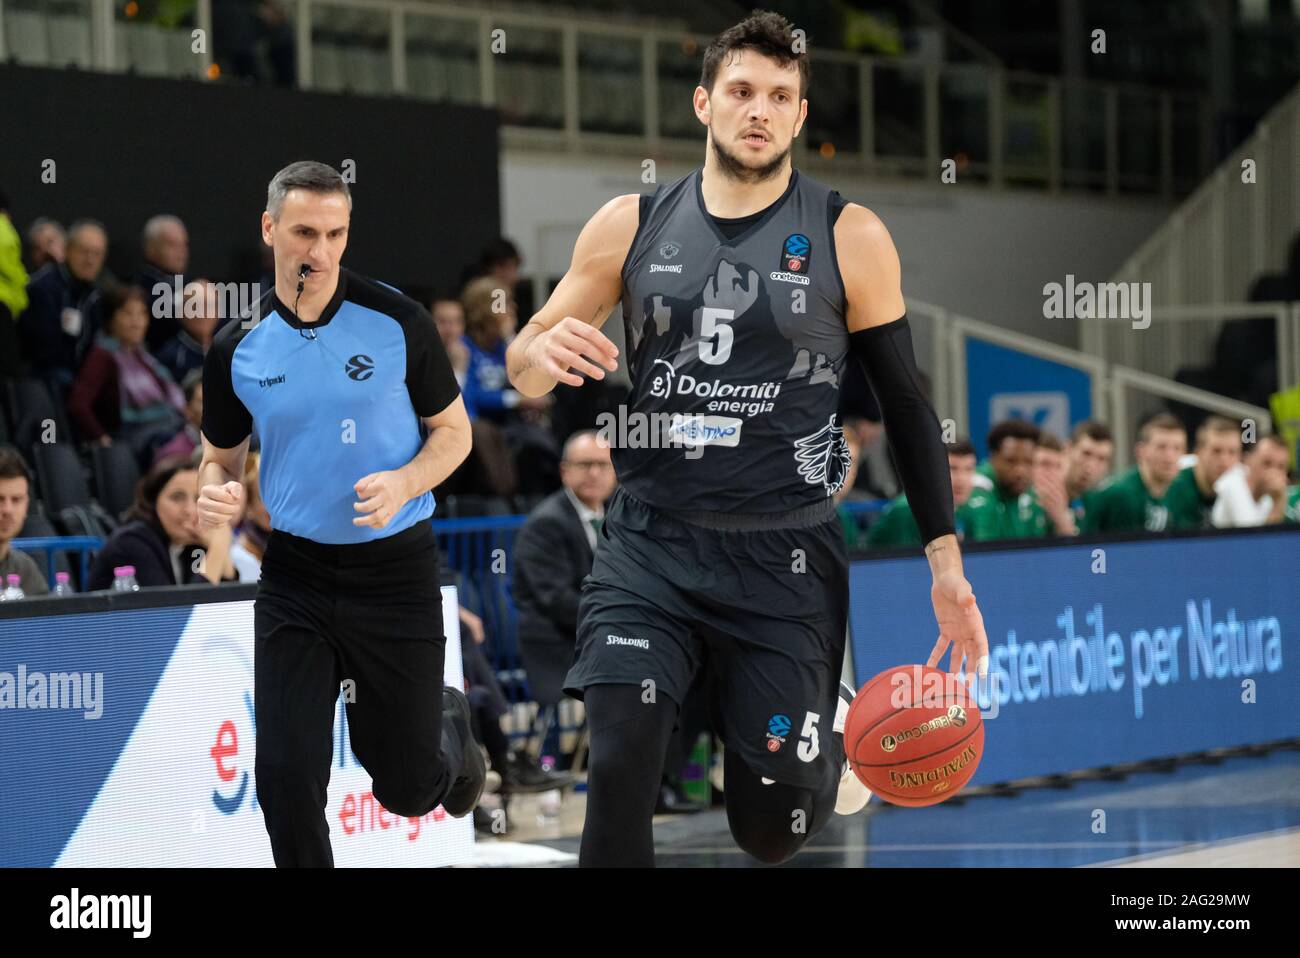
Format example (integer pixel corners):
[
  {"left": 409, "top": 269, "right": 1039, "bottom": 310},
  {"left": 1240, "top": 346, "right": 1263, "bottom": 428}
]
[
  {"left": 346, "top": 354, "right": 375, "bottom": 381},
  {"left": 766, "top": 713, "right": 791, "bottom": 752},
  {"left": 780, "top": 233, "right": 811, "bottom": 272}
]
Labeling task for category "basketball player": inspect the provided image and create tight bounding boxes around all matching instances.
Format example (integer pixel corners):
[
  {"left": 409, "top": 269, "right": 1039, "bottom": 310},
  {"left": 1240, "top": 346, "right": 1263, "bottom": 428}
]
[
  {"left": 197, "top": 160, "right": 485, "bottom": 866},
  {"left": 505, "top": 13, "right": 990, "bottom": 866}
]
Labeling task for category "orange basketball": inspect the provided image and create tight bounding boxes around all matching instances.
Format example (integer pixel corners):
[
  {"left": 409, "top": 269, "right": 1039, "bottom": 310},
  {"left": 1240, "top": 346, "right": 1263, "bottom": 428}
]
[{"left": 844, "top": 664, "right": 984, "bottom": 807}]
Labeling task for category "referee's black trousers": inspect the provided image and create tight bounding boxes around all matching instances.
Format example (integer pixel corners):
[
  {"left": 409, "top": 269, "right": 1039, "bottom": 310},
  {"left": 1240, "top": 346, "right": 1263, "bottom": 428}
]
[{"left": 253, "top": 523, "right": 462, "bottom": 867}]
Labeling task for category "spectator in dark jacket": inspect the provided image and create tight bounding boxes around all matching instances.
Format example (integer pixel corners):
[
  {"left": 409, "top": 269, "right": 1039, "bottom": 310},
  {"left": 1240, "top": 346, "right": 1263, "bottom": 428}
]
[
  {"left": 19, "top": 219, "right": 108, "bottom": 390},
  {"left": 155, "top": 279, "right": 220, "bottom": 382},
  {"left": 88, "top": 455, "right": 237, "bottom": 590},
  {"left": 68, "top": 283, "right": 187, "bottom": 466},
  {"left": 512, "top": 431, "right": 615, "bottom": 704},
  {"left": 134, "top": 214, "right": 189, "bottom": 352}
]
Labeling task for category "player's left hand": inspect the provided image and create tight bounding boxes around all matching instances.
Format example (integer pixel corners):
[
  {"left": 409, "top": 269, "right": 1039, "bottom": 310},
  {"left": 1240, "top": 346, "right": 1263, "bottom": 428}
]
[
  {"left": 926, "top": 569, "right": 990, "bottom": 684},
  {"left": 352, "top": 471, "right": 412, "bottom": 528}
]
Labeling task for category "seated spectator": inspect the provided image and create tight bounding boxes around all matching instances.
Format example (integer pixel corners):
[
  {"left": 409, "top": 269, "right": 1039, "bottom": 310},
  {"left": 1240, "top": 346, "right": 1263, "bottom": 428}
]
[
  {"left": 460, "top": 275, "right": 550, "bottom": 426},
  {"left": 135, "top": 214, "right": 189, "bottom": 352},
  {"left": 512, "top": 431, "right": 614, "bottom": 759},
  {"left": 87, "top": 456, "right": 237, "bottom": 590},
  {"left": 867, "top": 438, "right": 976, "bottom": 548},
  {"left": 68, "top": 283, "right": 188, "bottom": 466},
  {"left": 155, "top": 279, "right": 220, "bottom": 383},
  {"left": 430, "top": 294, "right": 469, "bottom": 389},
  {"left": 1164, "top": 414, "right": 1241, "bottom": 529},
  {"left": 958, "top": 420, "right": 1048, "bottom": 542},
  {"left": 1212, "top": 433, "right": 1291, "bottom": 527},
  {"left": 1032, "top": 433, "right": 1079, "bottom": 536},
  {"left": 0, "top": 447, "right": 49, "bottom": 596},
  {"left": 153, "top": 370, "right": 204, "bottom": 467},
  {"left": 1064, "top": 420, "right": 1115, "bottom": 529},
  {"left": 229, "top": 451, "right": 270, "bottom": 582},
  {"left": 19, "top": 218, "right": 108, "bottom": 391},
  {"left": 25, "top": 217, "right": 66, "bottom": 272},
  {"left": 1083, "top": 413, "right": 1187, "bottom": 533},
  {"left": 462, "top": 275, "right": 559, "bottom": 492},
  {"left": 0, "top": 189, "right": 29, "bottom": 377}
]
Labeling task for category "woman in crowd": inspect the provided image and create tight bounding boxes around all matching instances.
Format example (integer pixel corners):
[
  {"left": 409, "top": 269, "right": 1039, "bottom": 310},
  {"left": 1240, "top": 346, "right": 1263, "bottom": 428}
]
[
  {"left": 88, "top": 455, "right": 237, "bottom": 590},
  {"left": 67, "top": 283, "right": 187, "bottom": 467}
]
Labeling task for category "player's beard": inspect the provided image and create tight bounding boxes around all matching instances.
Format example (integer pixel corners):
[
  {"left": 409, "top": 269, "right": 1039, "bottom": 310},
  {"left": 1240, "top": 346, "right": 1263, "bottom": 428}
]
[{"left": 710, "top": 129, "right": 792, "bottom": 184}]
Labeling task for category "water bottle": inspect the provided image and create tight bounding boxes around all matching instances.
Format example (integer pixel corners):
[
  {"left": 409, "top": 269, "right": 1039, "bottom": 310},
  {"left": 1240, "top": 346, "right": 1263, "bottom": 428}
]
[
  {"left": 52, "top": 572, "right": 75, "bottom": 597},
  {"left": 0, "top": 574, "right": 24, "bottom": 601},
  {"left": 537, "top": 755, "right": 562, "bottom": 826},
  {"left": 111, "top": 565, "right": 140, "bottom": 592}
]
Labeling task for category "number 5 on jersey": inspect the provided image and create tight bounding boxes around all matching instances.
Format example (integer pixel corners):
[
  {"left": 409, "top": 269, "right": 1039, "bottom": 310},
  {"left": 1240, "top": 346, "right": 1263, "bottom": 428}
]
[
  {"left": 797, "top": 711, "right": 820, "bottom": 762},
  {"left": 699, "top": 307, "right": 734, "bottom": 365}
]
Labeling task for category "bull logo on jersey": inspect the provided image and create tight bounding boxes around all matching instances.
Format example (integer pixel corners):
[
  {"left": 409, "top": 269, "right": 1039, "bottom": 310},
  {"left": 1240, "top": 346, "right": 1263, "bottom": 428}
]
[
  {"left": 780, "top": 233, "right": 811, "bottom": 273},
  {"left": 793, "top": 415, "right": 852, "bottom": 495},
  {"left": 658, "top": 241, "right": 681, "bottom": 259},
  {"left": 345, "top": 354, "right": 375, "bottom": 381}
]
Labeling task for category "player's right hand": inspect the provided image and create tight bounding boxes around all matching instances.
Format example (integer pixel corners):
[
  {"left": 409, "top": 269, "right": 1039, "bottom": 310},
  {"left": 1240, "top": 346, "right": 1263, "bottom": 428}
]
[
  {"left": 198, "top": 480, "right": 245, "bottom": 528},
  {"left": 527, "top": 317, "right": 619, "bottom": 388}
]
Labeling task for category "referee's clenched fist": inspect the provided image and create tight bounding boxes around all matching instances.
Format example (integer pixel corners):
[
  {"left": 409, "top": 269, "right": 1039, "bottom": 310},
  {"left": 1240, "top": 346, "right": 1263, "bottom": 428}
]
[{"left": 198, "top": 479, "right": 244, "bottom": 527}]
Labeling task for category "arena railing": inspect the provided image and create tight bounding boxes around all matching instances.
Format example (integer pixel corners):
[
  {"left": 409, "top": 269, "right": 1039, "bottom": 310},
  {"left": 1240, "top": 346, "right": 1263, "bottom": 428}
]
[
  {"left": 0, "top": 0, "right": 1213, "bottom": 198},
  {"left": 9, "top": 535, "right": 102, "bottom": 587},
  {"left": 906, "top": 299, "right": 1285, "bottom": 470}
]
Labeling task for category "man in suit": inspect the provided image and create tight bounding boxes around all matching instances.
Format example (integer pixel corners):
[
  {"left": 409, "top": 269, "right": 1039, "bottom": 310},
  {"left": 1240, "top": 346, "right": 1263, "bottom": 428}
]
[
  {"left": 514, "top": 431, "right": 704, "bottom": 812},
  {"left": 514, "top": 430, "right": 615, "bottom": 713}
]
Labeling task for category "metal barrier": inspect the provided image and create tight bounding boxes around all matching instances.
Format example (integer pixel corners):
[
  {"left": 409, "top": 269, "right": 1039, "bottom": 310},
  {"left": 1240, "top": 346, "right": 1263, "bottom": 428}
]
[
  {"left": 10, "top": 535, "right": 102, "bottom": 588},
  {"left": 907, "top": 298, "right": 1292, "bottom": 469}
]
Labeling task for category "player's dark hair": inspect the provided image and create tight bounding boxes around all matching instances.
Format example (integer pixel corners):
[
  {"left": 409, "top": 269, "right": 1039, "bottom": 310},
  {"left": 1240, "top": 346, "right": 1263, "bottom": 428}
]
[
  {"left": 947, "top": 437, "right": 976, "bottom": 458},
  {"left": 267, "top": 161, "right": 352, "bottom": 220},
  {"left": 1245, "top": 432, "right": 1289, "bottom": 456},
  {"left": 1195, "top": 414, "right": 1240, "bottom": 447},
  {"left": 1037, "top": 432, "right": 1066, "bottom": 453},
  {"left": 986, "top": 419, "right": 1041, "bottom": 454},
  {"left": 0, "top": 445, "right": 33, "bottom": 489},
  {"left": 1137, "top": 412, "right": 1186, "bottom": 443},
  {"left": 480, "top": 237, "right": 521, "bottom": 269},
  {"left": 1070, "top": 419, "right": 1113, "bottom": 445},
  {"left": 700, "top": 10, "right": 810, "bottom": 100}
]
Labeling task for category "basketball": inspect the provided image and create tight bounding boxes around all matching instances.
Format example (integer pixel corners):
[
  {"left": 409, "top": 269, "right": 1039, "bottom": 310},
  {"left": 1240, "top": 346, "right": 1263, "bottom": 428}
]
[{"left": 844, "top": 665, "right": 984, "bottom": 807}]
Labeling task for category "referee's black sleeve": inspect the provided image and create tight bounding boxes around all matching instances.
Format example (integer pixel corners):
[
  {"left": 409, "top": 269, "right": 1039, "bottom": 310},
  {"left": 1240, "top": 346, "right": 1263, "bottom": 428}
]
[
  {"left": 404, "top": 307, "right": 461, "bottom": 418},
  {"left": 201, "top": 329, "right": 253, "bottom": 448}
]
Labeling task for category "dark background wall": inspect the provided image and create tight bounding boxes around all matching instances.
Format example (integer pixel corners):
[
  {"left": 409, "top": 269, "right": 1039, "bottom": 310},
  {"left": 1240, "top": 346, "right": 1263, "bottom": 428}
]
[{"left": 0, "top": 64, "right": 500, "bottom": 303}]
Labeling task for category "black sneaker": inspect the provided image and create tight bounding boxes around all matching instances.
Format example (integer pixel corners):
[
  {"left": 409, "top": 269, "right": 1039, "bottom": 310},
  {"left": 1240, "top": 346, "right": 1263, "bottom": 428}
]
[
  {"left": 441, "top": 687, "right": 487, "bottom": 818},
  {"left": 503, "top": 752, "right": 575, "bottom": 794}
]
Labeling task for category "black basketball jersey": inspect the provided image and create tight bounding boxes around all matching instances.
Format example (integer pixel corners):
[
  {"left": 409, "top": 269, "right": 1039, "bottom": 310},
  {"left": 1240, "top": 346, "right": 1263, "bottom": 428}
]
[{"left": 613, "top": 168, "right": 852, "bottom": 514}]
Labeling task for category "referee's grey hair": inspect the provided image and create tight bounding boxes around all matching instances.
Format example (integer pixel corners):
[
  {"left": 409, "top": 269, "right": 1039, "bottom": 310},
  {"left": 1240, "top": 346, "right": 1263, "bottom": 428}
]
[{"left": 266, "top": 161, "right": 352, "bottom": 221}]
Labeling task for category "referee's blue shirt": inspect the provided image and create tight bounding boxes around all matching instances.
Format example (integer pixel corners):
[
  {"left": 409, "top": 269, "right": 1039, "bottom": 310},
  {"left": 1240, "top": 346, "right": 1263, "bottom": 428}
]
[{"left": 202, "top": 269, "right": 461, "bottom": 545}]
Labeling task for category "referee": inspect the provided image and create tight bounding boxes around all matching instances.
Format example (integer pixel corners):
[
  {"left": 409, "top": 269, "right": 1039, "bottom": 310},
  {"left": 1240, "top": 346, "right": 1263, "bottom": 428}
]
[{"left": 198, "top": 161, "right": 485, "bottom": 867}]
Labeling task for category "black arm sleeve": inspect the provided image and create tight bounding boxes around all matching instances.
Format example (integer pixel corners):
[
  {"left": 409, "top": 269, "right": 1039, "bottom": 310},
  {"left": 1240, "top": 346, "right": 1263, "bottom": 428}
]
[
  {"left": 849, "top": 315, "right": 956, "bottom": 544},
  {"left": 404, "top": 306, "right": 462, "bottom": 417},
  {"left": 201, "top": 334, "right": 253, "bottom": 448}
]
